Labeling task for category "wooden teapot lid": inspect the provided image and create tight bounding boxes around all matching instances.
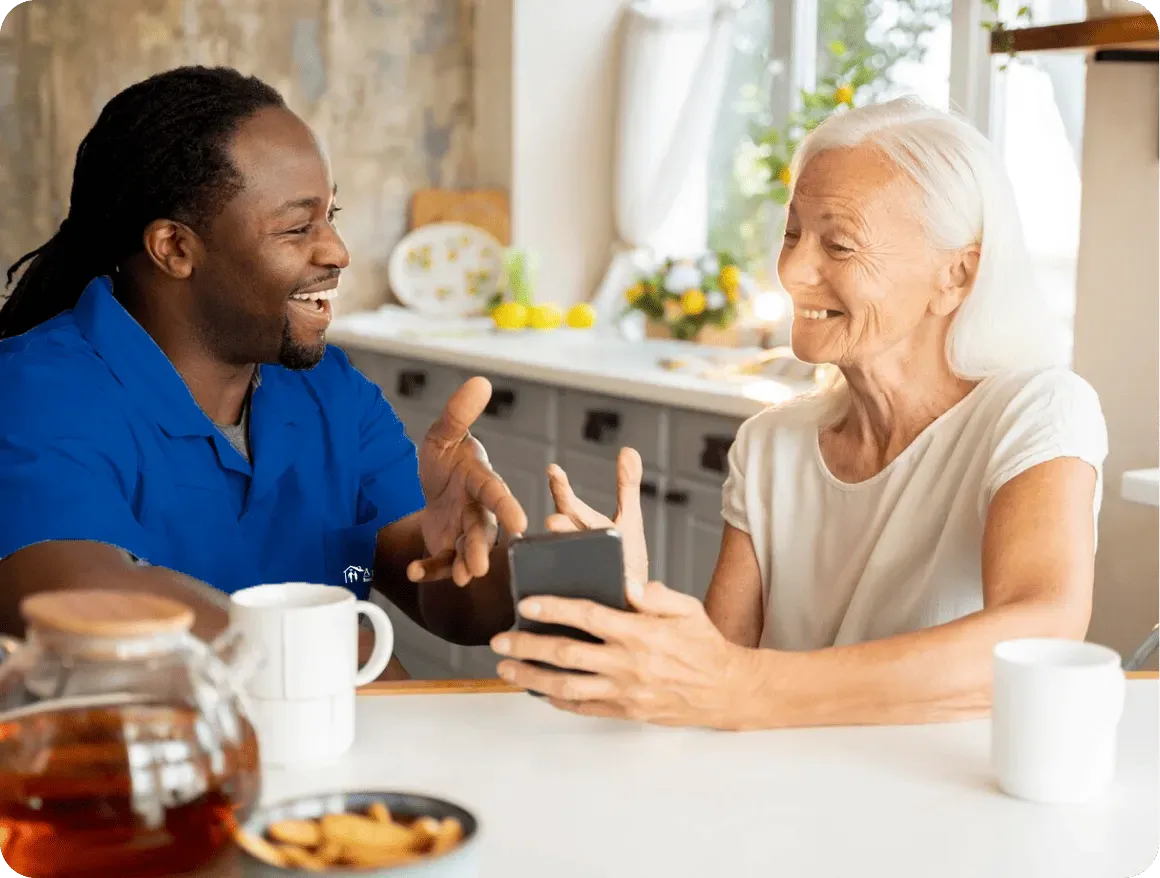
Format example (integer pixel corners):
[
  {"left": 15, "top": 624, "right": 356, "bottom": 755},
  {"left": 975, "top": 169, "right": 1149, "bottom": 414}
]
[{"left": 21, "top": 590, "right": 195, "bottom": 638}]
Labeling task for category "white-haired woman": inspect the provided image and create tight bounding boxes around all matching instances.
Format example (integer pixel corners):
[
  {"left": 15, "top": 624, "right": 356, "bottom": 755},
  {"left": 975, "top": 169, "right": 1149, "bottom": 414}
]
[{"left": 488, "top": 97, "right": 1108, "bottom": 729}]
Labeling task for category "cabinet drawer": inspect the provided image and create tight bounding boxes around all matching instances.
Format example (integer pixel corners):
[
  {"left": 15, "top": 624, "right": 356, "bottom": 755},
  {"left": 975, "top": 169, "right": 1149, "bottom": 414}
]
[
  {"left": 558, "top": 391, "right": 665, "bottom": 469},
  {"left": 388, "top": 401, "right": 434, "bottom": 447},
  {"left": 343, "top": 349, "right": 463, "bottom": 415},
  {"left": 472, "top": 429, "right": 554, "bottom": 533},
  {"left": 470, "top": 373, "right": 556, "bottom": 442},
  {"left": 670, "top": 410, "right": 744, "bottom": 484}
]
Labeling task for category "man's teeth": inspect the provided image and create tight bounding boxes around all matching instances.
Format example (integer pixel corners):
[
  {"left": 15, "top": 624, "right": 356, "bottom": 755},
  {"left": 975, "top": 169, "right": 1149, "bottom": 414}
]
[
  {"left": 290, "top": 290, "right": 336, "bottom": 302},
  {"left": 799, "top": 309, "right": 841, "bottom": 320}
]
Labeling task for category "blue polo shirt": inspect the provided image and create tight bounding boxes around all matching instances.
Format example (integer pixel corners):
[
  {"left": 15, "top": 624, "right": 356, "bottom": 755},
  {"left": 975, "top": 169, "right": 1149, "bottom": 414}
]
[{"left": 0, "top": 276, "right": 426, "bottom": 597}]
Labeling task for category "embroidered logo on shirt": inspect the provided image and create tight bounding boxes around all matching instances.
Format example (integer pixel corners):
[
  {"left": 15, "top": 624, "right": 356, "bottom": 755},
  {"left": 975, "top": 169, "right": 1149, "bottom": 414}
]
[{"left": 343, "top": 565, "right": 373, "bottom": 585}]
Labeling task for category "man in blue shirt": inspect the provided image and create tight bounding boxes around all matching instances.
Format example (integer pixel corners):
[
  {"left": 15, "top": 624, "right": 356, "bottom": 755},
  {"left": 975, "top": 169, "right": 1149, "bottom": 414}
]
[{"left": 0, "top": 67, "right": 526, "bottom": 676}]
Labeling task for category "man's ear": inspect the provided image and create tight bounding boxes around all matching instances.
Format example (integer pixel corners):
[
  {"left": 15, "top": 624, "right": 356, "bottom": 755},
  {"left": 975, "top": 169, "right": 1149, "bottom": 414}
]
[
  {"left": 141, "top": 219, "right": 204, "bottom": 281},
  {"left": 930, "top": 243, "right": 980, "bottom": 317}
]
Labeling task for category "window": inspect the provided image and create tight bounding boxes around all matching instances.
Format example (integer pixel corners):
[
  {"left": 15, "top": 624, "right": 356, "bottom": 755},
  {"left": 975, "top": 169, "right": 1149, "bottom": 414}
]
[
  {"left": 703, "top": 0, "right": 1084, "bottom": 357},
  {"left": 991, "top": 0, "right": 1086, "bottom": 360}
]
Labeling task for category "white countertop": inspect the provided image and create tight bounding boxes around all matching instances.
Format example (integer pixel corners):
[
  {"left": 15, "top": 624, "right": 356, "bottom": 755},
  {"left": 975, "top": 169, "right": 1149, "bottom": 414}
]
[
  {"left": 260, "top": 682, "right": 1159, "bottom": 878},
  {"left": 328, "top": 308, "right": 815, "bottom": 419},
  {"left": 1122, "top": 469, "right": 1159, "bottom": 508}
]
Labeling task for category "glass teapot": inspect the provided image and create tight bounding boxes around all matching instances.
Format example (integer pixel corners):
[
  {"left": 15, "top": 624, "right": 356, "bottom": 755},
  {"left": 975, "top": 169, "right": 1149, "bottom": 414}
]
[{"left": 0, "top": 589, "right": 261, "bottom": 878}]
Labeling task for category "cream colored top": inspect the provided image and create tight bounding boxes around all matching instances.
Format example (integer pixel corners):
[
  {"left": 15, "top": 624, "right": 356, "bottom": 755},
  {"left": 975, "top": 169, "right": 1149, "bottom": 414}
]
[{"left": 721, "top": 368, "right": 1108, "bottom": 650}]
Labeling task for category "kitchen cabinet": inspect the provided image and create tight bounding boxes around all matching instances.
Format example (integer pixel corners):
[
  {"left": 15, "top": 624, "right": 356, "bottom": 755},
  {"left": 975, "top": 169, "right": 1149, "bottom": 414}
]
[{"left": 343, "top": 348, "right": 746, "bottom": 680}]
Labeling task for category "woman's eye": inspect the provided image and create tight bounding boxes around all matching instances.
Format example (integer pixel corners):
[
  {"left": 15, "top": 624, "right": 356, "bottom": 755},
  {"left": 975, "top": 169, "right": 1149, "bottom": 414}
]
[
  {"left": 826, "top": 241, "right": 853, "bottom": 254},
  {"left": 783, "top": 229, "right": 801, "bottom": 244}
]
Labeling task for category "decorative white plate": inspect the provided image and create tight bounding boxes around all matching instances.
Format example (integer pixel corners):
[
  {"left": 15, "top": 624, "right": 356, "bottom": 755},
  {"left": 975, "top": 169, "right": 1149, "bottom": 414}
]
[{"left": 387, "top": 222, "right": 504, "bottom": 318}]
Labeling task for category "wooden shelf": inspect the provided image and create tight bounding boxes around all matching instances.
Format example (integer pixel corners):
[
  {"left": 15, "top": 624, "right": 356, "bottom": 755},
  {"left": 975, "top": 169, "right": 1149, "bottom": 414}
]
[{"left": 991, "top": 12, "right": 1158, "bottom": 53}]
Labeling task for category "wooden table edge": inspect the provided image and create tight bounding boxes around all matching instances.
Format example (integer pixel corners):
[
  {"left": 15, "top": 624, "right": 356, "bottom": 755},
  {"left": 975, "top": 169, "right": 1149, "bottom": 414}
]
[
  {"left": 361, "top": 671, "right": 1158, "bottom": 696},
  {"left": 358, "top": 678, "right": 522, "bottom": 696}
]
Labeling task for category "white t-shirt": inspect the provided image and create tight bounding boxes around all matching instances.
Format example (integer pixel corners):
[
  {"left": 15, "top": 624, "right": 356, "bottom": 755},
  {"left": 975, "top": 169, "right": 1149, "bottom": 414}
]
[{"left": 721, "top": 368, "right": 1108, "bottom": 650}]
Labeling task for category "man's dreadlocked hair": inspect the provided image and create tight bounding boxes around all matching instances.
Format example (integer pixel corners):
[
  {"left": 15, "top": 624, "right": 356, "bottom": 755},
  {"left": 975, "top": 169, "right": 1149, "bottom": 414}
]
[{"left": 0, "top": 66, "right": 285, "bottom": 340}]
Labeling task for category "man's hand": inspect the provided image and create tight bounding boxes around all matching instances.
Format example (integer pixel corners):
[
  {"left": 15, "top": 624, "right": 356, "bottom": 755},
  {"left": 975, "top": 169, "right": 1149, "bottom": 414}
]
[{"left": 407, "top": 377, "right": 528, "bottom": 586}]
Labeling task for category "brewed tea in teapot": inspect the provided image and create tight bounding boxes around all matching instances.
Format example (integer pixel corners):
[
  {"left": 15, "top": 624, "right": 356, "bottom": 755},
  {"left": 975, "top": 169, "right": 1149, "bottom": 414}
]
[{"left": 0, "top": 590, "right": 261, "bottom": 877}]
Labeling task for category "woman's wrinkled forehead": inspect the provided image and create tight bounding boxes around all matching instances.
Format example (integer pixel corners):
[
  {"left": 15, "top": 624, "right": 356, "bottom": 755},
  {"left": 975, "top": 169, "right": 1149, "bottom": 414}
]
[{"left": 791, "top": 146, "right": 923, "bottom": 229}]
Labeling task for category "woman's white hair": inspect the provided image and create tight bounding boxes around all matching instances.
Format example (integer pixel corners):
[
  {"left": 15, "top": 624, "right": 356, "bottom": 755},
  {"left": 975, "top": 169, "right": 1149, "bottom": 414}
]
[{"left": 788, "top": 96, "right": 1067, "bottom": 380}]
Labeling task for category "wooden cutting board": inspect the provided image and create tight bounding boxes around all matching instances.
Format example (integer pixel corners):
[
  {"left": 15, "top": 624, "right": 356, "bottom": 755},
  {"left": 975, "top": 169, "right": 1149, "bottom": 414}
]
[{"left": 410, "top": 188, "right": 510, "bottom": 245}]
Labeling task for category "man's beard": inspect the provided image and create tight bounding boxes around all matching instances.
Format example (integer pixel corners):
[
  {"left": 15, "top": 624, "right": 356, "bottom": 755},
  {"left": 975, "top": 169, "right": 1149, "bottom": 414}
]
[{"left": 277, "top": 318, "right": 327, "bottom": 370}]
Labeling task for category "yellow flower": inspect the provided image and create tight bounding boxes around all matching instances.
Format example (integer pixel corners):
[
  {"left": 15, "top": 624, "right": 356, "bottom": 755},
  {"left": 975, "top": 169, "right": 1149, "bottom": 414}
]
[
  {"left": 776, "top": 166, "right": 792, "bottom": 187},
  {"left": 718, "top": 264, "right": 742, "bottom": 294},
  {"left": 663, "top": 299, "right": 684, "bottom": 323},
  {"left": 625, "top": 283, "right": 645, "bottom": 304},
  {"left": 724, "top": 285, "right": 740, "bottom": 304},
  {"left": 834, "top": 85, "right": 854, "bottom": 106},
  {"left": 680, "top": 288, "right": 706, "bottom": 316}
]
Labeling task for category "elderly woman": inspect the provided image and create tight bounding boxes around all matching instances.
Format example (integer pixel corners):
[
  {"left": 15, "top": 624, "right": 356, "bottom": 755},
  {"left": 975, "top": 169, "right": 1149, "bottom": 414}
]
[{"left": 488, "top": 97, "right": 1108, "bottom": 729}]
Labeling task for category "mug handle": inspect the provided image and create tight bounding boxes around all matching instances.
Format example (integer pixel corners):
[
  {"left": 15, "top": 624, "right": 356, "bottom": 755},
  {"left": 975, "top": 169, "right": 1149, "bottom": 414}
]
[{"left": 354, "top": 601, "right": 395, "bottom": 686}]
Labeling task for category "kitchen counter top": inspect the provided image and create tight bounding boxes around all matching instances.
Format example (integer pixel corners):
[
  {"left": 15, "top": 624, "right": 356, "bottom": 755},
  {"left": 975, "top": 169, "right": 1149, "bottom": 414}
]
[
  {"left": 251, "top": 678, "right": 1159, "bottom": 878},
  {"left": 1122, "top": 469, "right": 1159, "bottom": 507},
  {"left": 328, "top": 307, "right": 815, "bottom": 419}
]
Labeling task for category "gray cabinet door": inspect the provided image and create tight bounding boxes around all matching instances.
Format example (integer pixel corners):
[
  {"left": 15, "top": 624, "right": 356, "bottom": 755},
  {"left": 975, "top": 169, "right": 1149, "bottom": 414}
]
[
  {"left": 456, "top": 432, "right": 554, "bottom": 679},
  {"left": 556, "top": 449, "right": 666, "bottom": 584},
  {"left": 471, "top": 429, "right": 554, "bottom": 533},
  {"left": 662, "top": 480, "right": 724, "bottom": 601},
  {"left": 366, "top": 591, "right": 459, "bottom": 680}
]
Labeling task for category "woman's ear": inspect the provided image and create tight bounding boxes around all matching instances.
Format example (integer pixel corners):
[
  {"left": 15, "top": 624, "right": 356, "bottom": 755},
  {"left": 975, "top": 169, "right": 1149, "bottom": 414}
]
[{"left": 931, "top": 244, "right": 980, "bottom": 317}]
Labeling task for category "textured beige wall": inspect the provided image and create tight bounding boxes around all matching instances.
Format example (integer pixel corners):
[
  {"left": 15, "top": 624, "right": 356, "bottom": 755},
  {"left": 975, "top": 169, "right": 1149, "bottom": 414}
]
[
  {"left": 1072, "top": 58, "right": 1159, "bottom": 668},
  {"left": 0, "top": 0, "right": 477, "bottom": 315}
]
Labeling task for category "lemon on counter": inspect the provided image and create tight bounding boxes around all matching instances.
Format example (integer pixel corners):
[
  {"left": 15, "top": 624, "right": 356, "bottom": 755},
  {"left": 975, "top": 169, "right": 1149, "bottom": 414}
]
[
  {"left": 492, "top": 301, "right": 529, "bottom": 331},
  {"left": 565, "top": 303, "right": 597, "bottom": 329},
  {"left": 528, "top": 302, "right": 563, "bottom": 330}
]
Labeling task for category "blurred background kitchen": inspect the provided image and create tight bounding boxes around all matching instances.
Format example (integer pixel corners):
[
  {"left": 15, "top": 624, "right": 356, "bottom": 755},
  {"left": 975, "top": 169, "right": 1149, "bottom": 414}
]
[{"left": 0, "top": 0, "right": 1155, "bottom": 675}]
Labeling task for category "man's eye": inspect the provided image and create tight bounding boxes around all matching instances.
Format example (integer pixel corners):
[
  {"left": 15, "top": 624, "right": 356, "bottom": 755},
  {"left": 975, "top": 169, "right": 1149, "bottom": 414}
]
[{"left": 328, "top": 205, "right": 343, "bottom": 223}]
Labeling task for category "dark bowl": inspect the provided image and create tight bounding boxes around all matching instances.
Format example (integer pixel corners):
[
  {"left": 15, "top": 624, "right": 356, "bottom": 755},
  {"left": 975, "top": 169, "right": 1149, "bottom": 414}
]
[{"left": 236, "top": 790, "right": 480, "bottom": 877}]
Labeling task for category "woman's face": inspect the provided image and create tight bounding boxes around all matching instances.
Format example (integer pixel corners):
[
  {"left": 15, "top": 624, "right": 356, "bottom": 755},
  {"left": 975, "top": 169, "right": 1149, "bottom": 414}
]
[{"left": 777, "top": 146, "right": 959, "bottom": 369}]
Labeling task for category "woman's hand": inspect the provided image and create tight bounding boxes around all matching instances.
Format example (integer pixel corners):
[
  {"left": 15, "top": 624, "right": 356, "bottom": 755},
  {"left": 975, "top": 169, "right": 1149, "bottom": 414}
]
[
  {"left": 546, "top": 447, "right": 648, "bottom": 590},
  {"left": 490, "top": 580, "right": 757, "bottom": 729}
]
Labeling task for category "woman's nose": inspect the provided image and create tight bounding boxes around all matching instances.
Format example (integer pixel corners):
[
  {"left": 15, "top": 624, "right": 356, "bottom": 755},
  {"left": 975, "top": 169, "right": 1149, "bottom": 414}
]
[{"left": 777, "top": 239, "right": 820, "bottom": 292}]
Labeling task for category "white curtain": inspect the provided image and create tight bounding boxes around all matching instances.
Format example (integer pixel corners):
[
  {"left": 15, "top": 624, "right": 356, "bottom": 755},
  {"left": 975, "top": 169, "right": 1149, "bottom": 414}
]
[{"left": 592, "top": 0, "right": 738, "bottom": 328}]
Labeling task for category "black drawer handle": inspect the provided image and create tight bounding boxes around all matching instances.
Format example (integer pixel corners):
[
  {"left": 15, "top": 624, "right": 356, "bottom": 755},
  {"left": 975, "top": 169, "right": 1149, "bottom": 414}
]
[
  {"left": 664, "top": 490, "right": 689, "bottom": 507},
  {"left": 700, "top": 434, "right": 734, "bottom": 475},
  {"left": 639, "top": 481, "right": 658, "bottom": 498},
  {"left": 397, "top": 370, "right": 427, "bottom": 399},
  {"left": 582, "top": 409, "right": 621, "bottom": 445},
  {"left": 484, "top": 388, "right": 517, "bottom": 419}
]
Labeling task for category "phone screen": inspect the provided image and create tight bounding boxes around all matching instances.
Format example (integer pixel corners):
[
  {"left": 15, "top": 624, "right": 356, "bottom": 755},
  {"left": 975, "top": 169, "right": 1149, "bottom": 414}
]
[{"left": 507, "top": 530, "right": 627, "bottom": 685}]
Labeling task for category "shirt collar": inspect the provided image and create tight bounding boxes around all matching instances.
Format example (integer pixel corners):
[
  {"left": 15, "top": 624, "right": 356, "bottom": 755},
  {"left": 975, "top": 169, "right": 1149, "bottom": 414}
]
[{"left": 72, "top": 276, "right": 293, "bottom": 439}]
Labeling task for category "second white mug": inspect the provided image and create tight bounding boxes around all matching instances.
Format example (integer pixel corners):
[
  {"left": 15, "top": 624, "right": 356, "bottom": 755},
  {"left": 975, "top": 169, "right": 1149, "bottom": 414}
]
[{"left": 992, "top": 637, "right": 1125, "bottom": 804}]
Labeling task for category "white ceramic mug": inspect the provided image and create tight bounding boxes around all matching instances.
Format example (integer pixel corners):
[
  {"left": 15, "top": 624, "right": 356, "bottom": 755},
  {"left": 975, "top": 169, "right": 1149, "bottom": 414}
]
[
  {"left": 992, "top": 638, "right": 1126, "bottom": 804},
  {"left": 229, "top": 582, "right": 394, "bottom": 765},
  {"left": 230, "top": 582, "right": 394, "bottom": 699}
]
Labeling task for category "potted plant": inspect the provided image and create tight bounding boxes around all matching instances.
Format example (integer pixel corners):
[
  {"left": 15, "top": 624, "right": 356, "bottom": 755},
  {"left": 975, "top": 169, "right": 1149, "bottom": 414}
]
[{"left": 621, "top": 251, "right": 753, "bottom": 343}]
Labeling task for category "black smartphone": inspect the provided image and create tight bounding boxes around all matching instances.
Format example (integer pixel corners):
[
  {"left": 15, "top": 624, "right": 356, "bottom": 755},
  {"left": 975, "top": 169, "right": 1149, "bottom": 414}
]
[{"left": 506, "top": 529, "right": 628, "bottom": 690}]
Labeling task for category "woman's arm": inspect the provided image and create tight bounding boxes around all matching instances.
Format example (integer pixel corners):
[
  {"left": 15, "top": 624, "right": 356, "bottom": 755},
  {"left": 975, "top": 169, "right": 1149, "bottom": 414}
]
[
  {"left": 492, "top": 458, "right": 1098, "bottom": 729},
  {"left": 732, "top": 457, "right": 1097, "bottom": 728},
  {"left": 703, "top": 525, "right": 764, "bottom": 648}
]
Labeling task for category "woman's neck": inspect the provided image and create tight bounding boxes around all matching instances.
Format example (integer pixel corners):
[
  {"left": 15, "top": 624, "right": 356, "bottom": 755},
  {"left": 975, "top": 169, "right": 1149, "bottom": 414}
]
[{"left": 823, "top": 352, "right": 979, "bottom": 481}]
